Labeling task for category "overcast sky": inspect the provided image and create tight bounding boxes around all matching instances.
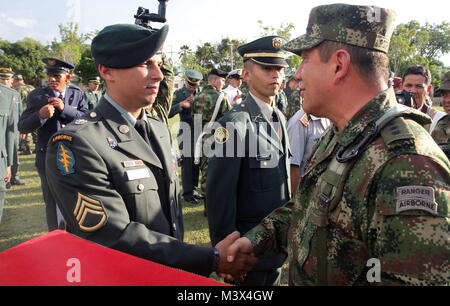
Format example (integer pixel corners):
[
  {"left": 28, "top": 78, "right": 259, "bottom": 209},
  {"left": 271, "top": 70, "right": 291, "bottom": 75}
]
[{"left": 1, "top": 0, "right": 449, "bottom": 66}]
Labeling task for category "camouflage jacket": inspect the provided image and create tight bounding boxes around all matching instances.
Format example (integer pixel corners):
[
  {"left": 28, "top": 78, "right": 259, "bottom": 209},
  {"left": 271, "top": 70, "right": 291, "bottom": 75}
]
[
  {"left": 148, "top": 52, "right": 174, "bottom": 126},
  {"left": 431, "top": 114, "right": 450, "bottom": 156},
  {"left": 286, "top": 88, "right": 303, "bottom": 120},
  {"left": 192, "top": 84, "right": 231, "bottom": 126},
  {"left": 245, "top": 90, "right": 450, "bottom": 285},
  {"left": 16, "top": 84, "right": 34, "bottom": 105}
]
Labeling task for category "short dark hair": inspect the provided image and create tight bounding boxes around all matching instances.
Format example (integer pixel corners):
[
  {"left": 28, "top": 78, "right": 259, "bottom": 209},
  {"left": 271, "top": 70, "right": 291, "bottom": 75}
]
[
  {"left": 402, "top": 65, "right": 432, "bottom": 86},
  {"left": 316, "top": 40, "right": 390, "bottom": 85}
]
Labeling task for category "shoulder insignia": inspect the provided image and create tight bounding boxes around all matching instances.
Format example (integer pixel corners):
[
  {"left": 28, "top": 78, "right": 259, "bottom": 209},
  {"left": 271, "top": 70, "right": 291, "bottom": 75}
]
[
  {"left": 396, "top": 186, "right": 438, "bottom": 215},
  {"left": 73, "top": 193, "right": 107, "bottom": 232},
  {"left": 56, "top": 142, "right": 75, "bottom": 176},
  {"left": 299, "top": 113, "right": 311, "bottom": 127},
  {"left": 52, "top": 134, "right": 73, "bottom": 144},
  {"left": 214, "top": 127, "right": 229, "bottom": 144},
  {"left": 74, "top": 119, "right": 87, "bottom": 125}
]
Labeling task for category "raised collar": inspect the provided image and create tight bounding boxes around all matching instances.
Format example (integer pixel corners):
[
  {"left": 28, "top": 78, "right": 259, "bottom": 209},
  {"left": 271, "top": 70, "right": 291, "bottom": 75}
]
[{"left": 334, "top": 90, "right": 396, "bottom": 147}]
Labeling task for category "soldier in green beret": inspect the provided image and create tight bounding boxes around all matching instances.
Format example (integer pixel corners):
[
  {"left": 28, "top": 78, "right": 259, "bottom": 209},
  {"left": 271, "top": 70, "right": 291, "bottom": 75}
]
[
  {"left": 84, "top": 76, "right": 102, "bottom": 110},
  {"left": 0, "top": 68, "right": 17, "bottom": 222},
  {"left": 45, "top": 23, "right": 256, "bottom": 280},
  {"left": 227, "top": 3, "right": 449, "bottom": 285},
  {"left": 431, "top": 71, "right": 450, "bottom": 158}
]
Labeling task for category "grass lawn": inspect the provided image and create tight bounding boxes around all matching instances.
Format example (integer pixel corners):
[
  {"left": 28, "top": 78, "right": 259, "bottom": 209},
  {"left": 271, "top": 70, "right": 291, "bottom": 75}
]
[{"left": 0, "top": 115, "right": 289, "bottom": 285}]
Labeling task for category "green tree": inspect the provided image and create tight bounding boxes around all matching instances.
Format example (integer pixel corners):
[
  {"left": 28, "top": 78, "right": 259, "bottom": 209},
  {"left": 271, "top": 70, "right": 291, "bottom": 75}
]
[
  {"left": 257, "top": 20, "right": 301, "bottom": 71},
  {"left": 49, "top": 22, "right": 94, "bottom": 67},
  {"left": 388, "top": 20, "right": 449, "bottom": 88},
  {"left": 0, "top": 38, "right": 48, "bottom": 86}
]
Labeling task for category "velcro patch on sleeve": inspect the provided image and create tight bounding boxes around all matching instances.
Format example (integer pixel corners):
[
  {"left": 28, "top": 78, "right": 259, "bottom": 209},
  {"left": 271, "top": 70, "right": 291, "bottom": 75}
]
[{"left": 396, "top": 186, "right": 438, "bottom": 215}]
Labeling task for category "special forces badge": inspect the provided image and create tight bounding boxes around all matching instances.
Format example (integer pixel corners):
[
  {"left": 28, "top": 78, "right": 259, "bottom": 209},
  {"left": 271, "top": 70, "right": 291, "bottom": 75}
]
[{"left": 56, "top": 142, "right": 75, "bottom": 175}]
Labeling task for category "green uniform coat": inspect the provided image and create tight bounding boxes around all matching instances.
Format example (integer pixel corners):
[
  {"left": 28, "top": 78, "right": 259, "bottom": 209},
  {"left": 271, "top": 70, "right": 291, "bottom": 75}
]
[{"left": 45, "top": 98, "right": 215, "bottom": 276}]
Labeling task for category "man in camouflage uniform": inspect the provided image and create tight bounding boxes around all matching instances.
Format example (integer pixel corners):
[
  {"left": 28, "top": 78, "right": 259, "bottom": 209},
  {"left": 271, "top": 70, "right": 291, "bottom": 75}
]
[
  {"left": 285, "top": 86, "right": 303, "bottom": 120},
  {"left": 84, "top": 76, "right": 102, "bottom": 110},
  {"left": 431, "top": 71, "right": 450, "bottom": 158},
  {"left": 13, "top": 75, "right": 34, "bottom": 155},
  {"left": 148, "top": 52, "right": 174, "bottom": 126},
  {"left": 227, "top": 3, "right": 449, "bottom": 285},
  {"left": 192, "top": 68, "right": 231, "bottom": 214}
]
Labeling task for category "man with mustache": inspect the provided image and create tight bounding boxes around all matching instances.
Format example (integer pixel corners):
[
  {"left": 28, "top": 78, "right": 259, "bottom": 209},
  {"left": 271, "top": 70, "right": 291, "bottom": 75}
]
[
  {"left": 206, "top": 36, "right": 291, "bottom": 286},
  {"left": 18, "top": 57, "right": 88, "bottom": 231},
  {"left": 44, "top": 23, "right": 256, "bottom": 280},
  {"left": 402, "top": 65, "right": 446, "bottom": 132},
  {"left": 227, "top": 4, "right": 449, "bottom": 285}
]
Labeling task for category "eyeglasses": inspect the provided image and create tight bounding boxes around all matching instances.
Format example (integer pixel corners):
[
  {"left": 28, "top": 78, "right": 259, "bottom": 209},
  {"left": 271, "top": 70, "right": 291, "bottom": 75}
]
[{"left": 47, "top": 74, "right": 65, "bottom": 81}]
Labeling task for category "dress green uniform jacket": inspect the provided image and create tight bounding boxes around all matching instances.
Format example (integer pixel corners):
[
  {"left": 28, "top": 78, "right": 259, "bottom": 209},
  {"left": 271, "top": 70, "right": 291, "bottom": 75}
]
[
  {"left": 0, "top": 84, "right": 16, "bottom": 177},
  {"left": 84, "top": 89, "right": 102, "bottom": 110},
  {"left": 206, "top": 95, "right": 290, "bottom": 271},
  {"left": 245, "top": 90, "right": 450, "bottom": 285},
  {"left": 45, "top": 97, "right": 215, "bottom": 276}
]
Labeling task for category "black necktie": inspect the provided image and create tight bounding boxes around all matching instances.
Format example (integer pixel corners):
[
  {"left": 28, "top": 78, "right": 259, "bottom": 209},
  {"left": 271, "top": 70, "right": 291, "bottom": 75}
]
[
  {"left": 59, "top": 93, "right": 64, "bottom": 101},
  {"left": 272, "top": 110, "right": 279, "bottom": 122},
  {"left": 135, "top": 119, "right": 150, "bottom": 144}
]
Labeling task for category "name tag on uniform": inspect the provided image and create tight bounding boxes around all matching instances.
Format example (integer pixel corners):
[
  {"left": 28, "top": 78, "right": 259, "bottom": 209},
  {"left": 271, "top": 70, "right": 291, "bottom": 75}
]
[
  {"left": 256, "top": 153, "right": 272, "bottom": 161},
  {"left": 125, "top": 168, "right": 150, "bottom": 181}
]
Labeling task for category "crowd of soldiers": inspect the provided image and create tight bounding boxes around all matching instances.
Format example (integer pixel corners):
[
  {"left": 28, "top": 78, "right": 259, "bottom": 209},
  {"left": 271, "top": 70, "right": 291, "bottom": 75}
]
[{"left": 0, "top": 2, "right": 448, "bottom": 286}]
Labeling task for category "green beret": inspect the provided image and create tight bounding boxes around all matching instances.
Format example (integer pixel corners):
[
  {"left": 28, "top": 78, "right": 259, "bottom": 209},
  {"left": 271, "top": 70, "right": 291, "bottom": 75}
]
[
  {"left": 283, "top": 4, "right": 397, "bottom": 55},
  {"left": 238, "top": 36, "right": 289, "bottom": 68},
  {"left": 91, "top": 24, "right": 169, "bottom": 68},
  {"left": 435, "top": 71, "right": 450, "bottom": 96}
]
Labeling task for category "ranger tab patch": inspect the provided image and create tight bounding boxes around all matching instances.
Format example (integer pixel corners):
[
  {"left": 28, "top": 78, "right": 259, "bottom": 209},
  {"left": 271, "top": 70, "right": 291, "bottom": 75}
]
[
  {"left": 73, "top": 193, "right": 107, "bottom": 232},
  {"left": 57, "top": 142, "right": 75, "bottom": 176},
  {"left": 396, "top": 186, "right": 438, "bottom": 215}
]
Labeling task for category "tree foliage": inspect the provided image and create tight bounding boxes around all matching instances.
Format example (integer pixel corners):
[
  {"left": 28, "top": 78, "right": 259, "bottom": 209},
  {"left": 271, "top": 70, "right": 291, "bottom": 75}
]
[{"left": 388, "top": 20, "right": 450, "bottom": 88}]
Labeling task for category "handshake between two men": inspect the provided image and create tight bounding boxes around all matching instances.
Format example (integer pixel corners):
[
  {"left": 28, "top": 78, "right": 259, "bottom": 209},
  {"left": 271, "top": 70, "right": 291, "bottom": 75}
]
[{"left": 214, "top": 231, "right": 257, "bottom": 283}]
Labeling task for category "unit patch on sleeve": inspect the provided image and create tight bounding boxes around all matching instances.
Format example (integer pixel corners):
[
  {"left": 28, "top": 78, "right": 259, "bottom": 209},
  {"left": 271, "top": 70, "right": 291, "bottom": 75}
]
[
  {"left": 73, "top": 193, "right": 107, "bottom": 232},
  {"left": 56, "top": 142, "right": 75, "bottom": 176},
  {"left": 396, "top": 186, "right": 438, "bottom": 215}
]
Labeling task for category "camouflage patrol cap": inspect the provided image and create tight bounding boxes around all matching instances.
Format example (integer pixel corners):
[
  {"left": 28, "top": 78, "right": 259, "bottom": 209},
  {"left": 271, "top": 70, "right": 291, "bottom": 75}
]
[
  {"left": 283, "top": 4, "right": 397, "bottom": 55},
  {"left": 91, "top": 24, "right": 169, "bottom": 68},
  {"left": 13, "top": 74, "right": 24, "bottom": 81},
  {"left": 435, "top": 71, "right": 450, "bottom": 96}
]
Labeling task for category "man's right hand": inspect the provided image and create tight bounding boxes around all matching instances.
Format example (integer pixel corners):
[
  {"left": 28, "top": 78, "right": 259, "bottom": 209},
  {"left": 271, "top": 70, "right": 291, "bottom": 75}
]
[
  {"left": 180, "top": 96, "right": 193, "bottom": 109},
  {"left": 38, "top": 104, "right": 55, "bottom": 119}
]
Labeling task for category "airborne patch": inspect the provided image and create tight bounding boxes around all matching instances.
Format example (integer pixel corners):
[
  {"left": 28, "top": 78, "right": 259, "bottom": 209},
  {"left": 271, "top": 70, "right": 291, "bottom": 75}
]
[
  {"left": 52, "top": 134, "right": 73, "bottom": 143},
  {"left": 56, "top": 142, "right": 75, "bottom": 176},
  {"left": 73, "top": 193, "right": 107, "bottom": 232},
  {"left": 396, "top": 186, "right": 438, "bottom": 215}
]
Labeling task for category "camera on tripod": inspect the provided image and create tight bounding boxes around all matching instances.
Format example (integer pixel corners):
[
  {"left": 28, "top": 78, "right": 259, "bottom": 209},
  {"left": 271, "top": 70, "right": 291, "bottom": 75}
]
[{"left": 134, "top": 0, "right": 169, "bottom": 31}]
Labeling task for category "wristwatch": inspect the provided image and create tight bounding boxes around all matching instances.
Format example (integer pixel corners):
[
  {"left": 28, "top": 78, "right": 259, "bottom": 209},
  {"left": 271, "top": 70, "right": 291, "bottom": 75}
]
[{"left": 212, "top": 248, "right": 220, "bottom": 272}]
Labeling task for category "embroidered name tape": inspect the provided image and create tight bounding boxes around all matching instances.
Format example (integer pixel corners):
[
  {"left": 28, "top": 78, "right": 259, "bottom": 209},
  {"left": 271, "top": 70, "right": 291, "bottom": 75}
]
[
  {"left": 125, "top": 168, "right": 150, "bottom": 181},
  {"left": 396, "top": 186, "right": 438, "bottom": 215}
]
